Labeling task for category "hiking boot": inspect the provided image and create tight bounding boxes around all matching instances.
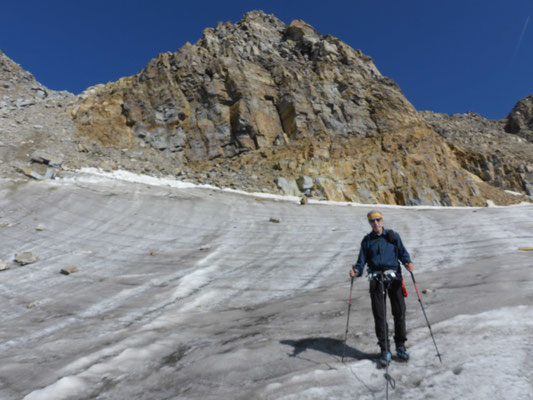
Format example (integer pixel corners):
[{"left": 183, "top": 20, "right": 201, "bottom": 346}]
[
  {"left": 396, "top": 345, "right": 409, "bottom": 361},
  {"left": 378, "top": 349, "right": 392, "bottom": 367}
]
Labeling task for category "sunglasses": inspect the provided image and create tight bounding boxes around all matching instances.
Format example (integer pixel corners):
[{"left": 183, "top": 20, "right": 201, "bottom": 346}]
[{"left": 369, "top": 218, "right": 382, "bottom": 223}]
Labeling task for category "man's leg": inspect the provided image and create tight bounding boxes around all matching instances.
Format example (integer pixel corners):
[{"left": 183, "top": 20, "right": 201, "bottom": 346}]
[
  {"left": 389, "top": 280, "right": 409, "bottom": 359},
  {"left": 389, "top": 280, "right": 407, "bottom": 345},
  {"left": 370, "top": 279, "right": 389, "bottom": 351}
]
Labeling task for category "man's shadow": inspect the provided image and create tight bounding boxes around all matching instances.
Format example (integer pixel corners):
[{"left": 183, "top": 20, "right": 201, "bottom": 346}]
[{"left": 280, "top": 337, "right": 378, "bottom": 362}]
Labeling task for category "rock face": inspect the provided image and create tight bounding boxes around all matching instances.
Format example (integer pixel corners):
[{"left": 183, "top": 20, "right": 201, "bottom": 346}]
[
  {"left": 1, "top": 12, "right": 531, "bottom": 206},
  {"left": 72, "top": 10, "right": 512, "bottom": 206},
  {"left": 74, "top": 12, "right": 420, "bottom": 155}
]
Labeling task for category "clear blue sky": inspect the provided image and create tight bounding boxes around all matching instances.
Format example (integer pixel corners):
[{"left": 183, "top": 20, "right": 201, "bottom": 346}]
[{"left": 1, "top": 0, "right": 531, "bottom": 119}]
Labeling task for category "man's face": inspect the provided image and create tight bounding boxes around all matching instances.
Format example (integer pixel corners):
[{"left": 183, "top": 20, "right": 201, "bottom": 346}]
[{"left": 369, "top": 216, "right": 383, "bottom": 234}]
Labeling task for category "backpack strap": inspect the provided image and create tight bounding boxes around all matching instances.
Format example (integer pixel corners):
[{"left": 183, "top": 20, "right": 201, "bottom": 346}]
[
  {"left": 385, "top": 229, "right": 399, "bottom": 260},
  {"left": 385, "top": 229, "right": 397, "bottom": 244}
]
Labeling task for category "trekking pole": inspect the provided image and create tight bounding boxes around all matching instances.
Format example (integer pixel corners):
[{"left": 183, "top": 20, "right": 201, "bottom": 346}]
[
  {"left": 381, "top": 272, "right": 395, "bottom": 400},
  {"left": 409, "top": 271, "right": 442, "bottom": 363},
  {"left": 341, "top": 277, "right": 354, "bottom": 363}
]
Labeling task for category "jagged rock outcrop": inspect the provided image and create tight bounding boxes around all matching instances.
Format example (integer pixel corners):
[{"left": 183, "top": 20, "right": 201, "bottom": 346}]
[
  {"left": 72, "top": 10, "right": 513, "bottom": 206},
  {"left": 73, "top": 13, "right": 421, "bottom": 155},
  {"left": 504, "top": 95, "right": 533, "bottom": 143}
]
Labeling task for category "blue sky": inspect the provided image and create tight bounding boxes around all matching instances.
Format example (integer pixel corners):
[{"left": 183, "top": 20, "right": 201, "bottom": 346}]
[{"left": 1, "top": 0, "right": 531, "bottom": 119}]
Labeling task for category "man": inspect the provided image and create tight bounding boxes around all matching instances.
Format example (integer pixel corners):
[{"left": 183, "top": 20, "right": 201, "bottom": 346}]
[{"left": 349, "top": 210, "right": 414, "bottom": 366}]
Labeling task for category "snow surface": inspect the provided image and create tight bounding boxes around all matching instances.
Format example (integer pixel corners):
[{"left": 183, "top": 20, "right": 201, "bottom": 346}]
[{"left": 0, "top": 170, "right": 532, "bottom": 400}]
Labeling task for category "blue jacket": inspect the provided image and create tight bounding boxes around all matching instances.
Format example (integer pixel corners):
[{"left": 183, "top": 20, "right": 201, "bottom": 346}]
[{"left": 353, "top": 229, "right": 412, "bottom": 277}]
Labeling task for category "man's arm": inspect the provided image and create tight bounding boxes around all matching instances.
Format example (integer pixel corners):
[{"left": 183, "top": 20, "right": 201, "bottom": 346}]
[
  {"left": 396, "top": 233, "right": 414, "bottom": 272},
  {"left": 349, "top": 238, "right": 367, "bottom": 277}
]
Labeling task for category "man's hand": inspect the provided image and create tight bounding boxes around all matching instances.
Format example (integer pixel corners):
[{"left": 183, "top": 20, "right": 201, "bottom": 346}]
[
  {"left": 405, "top": 262, "right": 414, "bottom": 272},
  {"left": 349, "top": 269, "right": 359, "bottom": 278}
]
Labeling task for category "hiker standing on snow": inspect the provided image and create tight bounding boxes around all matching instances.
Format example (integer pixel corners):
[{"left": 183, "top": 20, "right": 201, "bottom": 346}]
[{"left": 349, "top": 210, "right": 414, "bottom": 366}]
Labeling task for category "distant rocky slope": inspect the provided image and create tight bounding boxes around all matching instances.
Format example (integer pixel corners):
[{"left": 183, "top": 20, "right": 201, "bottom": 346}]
[
  {"left": 420, "top": 101, "right": 533, "bottom": 196},
  {"left": 0, "top": 49, "right": 77, "bottom": 177},
  {"left": 1, "top": 11, "right": 532, "bottom": 205},
  {"left": 0, "top": 50, "right": 183, "bottom": 180}
]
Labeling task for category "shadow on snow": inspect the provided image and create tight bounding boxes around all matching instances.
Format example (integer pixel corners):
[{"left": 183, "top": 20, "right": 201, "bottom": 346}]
[{"left": 280, "top": 337, "right": 378, "bottom": 362}]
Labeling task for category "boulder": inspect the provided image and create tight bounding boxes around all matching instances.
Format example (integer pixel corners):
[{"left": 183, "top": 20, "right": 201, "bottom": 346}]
[
  {"left": 31, "top": 151, "right": 63, "bottom": 168},
  {"left": 275, "top": 177, "right": 301, "bottom": 196},
  {"left": 20, "top": 167, "right": 54, "bottom": 180},
  {"left": 60, "top": 266, "right": 79, "bottom": 275},
  {"left": 15, "top": 252, "right": 38, "bottom": 265}
]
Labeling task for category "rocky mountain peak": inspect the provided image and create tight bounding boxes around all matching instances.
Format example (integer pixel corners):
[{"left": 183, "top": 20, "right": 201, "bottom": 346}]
[
  {"left": 73, "top": 11, "right": 415, "bottom": 151},
  {"left": 2, "top": 13, "right": 530, "bottom": 206},
  {"left": 199, "top": 11, "right": 284, "bottom": 56},
  {"left": 68, "top": 11, "right": 533, "bottom": 206},
  {"left": 197, "top": 11, "right": 378, "bottom": 75}
]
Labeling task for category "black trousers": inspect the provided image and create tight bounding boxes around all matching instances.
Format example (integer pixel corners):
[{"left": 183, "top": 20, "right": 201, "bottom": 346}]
[{"left": 369, "top": 279, "right": 407, "bottom": 351}]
